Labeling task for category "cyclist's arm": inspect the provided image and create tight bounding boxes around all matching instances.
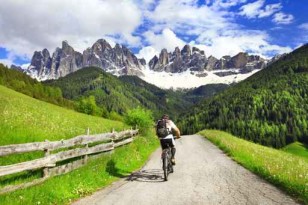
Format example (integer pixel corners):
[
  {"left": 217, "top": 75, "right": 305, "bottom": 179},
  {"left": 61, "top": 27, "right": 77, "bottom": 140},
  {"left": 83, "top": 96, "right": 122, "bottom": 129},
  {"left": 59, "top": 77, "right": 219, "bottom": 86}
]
[
  {"left": 168, "top": 120, "right": 181, "bottom": 139},
  {"left": 173, "top": 127, "right": 181, "bottom": 139}
]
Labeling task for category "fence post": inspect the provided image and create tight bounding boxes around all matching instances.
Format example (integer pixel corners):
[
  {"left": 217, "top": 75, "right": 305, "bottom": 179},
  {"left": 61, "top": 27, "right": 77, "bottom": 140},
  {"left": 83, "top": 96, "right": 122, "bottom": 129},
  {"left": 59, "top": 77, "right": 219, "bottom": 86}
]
[
  {"left": 83, "top": 144, "right": 89, "bottom": 164},
  {"left": 43, "top": 148, "right": 50, "bottom": 178},
  {"left": 84, "top": 128, "right": 90, "bottom": 164}
]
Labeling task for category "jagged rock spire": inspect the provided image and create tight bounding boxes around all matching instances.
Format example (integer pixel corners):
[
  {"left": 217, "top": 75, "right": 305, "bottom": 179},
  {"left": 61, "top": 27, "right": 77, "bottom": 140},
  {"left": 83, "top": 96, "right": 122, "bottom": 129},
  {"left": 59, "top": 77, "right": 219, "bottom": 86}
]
[{"left": 27, "top": 39, "right": 146, "bottom": 80}]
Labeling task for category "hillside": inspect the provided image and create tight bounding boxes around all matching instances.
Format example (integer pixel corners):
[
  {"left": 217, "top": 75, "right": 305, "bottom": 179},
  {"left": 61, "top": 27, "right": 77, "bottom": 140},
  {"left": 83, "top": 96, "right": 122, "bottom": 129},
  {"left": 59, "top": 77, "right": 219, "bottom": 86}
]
[
  {"left": 0, "top": 85, "right": 124, "bottom": 147},
  {"left": 0, "top": 64, "right": 73, "bottom": 108},
  {"left": 178, "top": 44, "right": 308, "bottom": 148},
  {"left": 44, "top": 67, "right": 168, "bottom": 118},
  {"left": 44, "top": 67, "right": 228, "bottom": 119},
  {"left": 0, "top": 85, "right": 159, "bottom": 205}
]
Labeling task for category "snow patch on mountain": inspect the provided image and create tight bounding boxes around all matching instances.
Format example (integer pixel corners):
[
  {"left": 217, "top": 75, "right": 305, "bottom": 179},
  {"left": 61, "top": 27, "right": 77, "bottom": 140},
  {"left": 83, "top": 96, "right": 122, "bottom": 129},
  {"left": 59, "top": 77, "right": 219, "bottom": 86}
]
[{"left": 140, "top": 66, "right": 261, "bottom": 89}]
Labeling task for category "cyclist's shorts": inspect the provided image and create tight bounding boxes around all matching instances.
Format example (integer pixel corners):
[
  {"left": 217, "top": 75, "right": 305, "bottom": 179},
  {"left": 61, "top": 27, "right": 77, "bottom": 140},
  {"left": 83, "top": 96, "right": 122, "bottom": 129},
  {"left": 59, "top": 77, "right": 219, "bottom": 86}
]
[{"left": 160, "top": 138, "right": 175, "bottom": 149}]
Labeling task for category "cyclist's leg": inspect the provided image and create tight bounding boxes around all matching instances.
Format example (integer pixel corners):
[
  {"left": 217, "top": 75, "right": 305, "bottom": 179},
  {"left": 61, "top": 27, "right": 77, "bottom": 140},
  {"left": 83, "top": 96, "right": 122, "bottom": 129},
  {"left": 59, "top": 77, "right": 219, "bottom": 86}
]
[
  {"left": 164, "top": 139, "right": 176, "bottom": 164},
  {"left": 167, "top": 138, "right": 175, "bottom": 158},
  {"left": 171, "top": 147, "right": 176, "bottom": 158}
]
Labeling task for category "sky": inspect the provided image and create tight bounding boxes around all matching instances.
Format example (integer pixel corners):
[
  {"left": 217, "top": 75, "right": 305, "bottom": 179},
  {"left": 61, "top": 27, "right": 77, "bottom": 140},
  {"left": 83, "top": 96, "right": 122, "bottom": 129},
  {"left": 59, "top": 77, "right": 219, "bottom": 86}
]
[{"left": 0, "top": 0, "right": 307, "bottom": 68}]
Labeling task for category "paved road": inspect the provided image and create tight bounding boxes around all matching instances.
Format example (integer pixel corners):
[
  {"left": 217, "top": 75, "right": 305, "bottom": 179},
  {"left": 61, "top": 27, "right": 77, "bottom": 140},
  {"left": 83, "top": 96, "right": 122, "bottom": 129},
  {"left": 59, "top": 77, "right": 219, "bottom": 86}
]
[{"left": 73, "top": 135, "right": 299, "bottom": 205}]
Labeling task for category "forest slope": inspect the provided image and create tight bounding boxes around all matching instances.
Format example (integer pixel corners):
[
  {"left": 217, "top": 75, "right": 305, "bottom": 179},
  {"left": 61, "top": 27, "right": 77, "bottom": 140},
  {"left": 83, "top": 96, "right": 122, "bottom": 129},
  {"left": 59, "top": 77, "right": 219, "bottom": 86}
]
[{"left": 178, "top": 44, "right": 308, "bottom": 148}]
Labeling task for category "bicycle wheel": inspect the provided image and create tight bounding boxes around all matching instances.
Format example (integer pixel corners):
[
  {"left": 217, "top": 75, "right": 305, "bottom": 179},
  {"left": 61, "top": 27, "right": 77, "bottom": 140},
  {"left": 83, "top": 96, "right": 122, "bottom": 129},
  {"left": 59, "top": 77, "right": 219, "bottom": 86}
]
[
  {"left": 167, "top": 149, "right": 174, "bottom": 173},
  {"left": 168, "top": 159, "right": 174, "bottom": 173},
  {"left": 163, "top": 153, "right": 168, "bottom": 181}
]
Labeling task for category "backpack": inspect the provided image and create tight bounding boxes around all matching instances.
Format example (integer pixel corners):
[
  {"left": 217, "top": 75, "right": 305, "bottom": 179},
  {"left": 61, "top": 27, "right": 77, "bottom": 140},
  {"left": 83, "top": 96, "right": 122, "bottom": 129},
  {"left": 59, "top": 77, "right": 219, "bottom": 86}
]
[{"left": 156, "top": 119, "right": 170, "bottom": 138}]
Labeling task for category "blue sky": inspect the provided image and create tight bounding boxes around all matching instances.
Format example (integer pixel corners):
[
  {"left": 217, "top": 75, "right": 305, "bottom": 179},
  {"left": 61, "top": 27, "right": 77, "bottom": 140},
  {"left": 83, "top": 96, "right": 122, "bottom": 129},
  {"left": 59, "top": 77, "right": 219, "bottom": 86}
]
[{"left": 0, "top": 0, "right": 307, "bottom": 67}]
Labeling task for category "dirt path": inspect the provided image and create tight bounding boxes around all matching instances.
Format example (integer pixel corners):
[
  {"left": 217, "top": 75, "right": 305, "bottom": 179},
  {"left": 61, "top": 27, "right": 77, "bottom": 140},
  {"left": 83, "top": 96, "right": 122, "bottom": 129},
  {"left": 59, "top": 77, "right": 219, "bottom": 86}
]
[{"left": 73, "top": 135, "right": 299, "bottom": 205}]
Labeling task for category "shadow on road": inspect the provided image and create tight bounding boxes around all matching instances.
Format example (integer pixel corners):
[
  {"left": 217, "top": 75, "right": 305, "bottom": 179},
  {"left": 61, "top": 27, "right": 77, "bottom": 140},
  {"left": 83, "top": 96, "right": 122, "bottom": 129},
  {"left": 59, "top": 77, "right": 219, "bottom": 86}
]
[
  {"left": 106, "top": 159, "right": 127, "bottom": 178},
  {"left": 126, "top": 169, "right": 164, "bottom": 183}
]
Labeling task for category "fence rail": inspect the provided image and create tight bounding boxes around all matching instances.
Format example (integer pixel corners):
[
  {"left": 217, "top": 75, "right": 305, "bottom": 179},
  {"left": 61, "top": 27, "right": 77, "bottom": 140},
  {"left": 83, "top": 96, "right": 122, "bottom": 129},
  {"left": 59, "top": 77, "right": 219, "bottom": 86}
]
[{"left": 0, "top": 129, "right": 138, "bottom": 194}]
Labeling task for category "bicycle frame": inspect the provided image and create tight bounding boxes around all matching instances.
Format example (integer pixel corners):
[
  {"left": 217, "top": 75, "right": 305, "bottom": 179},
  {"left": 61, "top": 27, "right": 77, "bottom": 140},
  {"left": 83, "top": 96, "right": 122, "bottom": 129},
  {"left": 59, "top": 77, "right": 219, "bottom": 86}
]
[{"left": 161, "top": 146, "right": 173, "bottom": 181}]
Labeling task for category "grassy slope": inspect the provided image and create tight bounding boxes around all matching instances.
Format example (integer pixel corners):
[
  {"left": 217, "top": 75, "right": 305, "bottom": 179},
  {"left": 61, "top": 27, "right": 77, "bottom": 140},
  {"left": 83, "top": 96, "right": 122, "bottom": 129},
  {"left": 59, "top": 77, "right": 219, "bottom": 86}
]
[
  {"left": 199, "top": 130, "right": 308, "bottom": 204},
  {"left": 0, "top": 132, "right": 159, "bottom": 205},
  {"left": 0, "top": 85, "right": 125, "bottom": 146},
  {"left": 283, "top": 142, "right": 308, "bottom": 159},
  {"left": 0, "top": 85, "right": 159, "bottom": 204}
]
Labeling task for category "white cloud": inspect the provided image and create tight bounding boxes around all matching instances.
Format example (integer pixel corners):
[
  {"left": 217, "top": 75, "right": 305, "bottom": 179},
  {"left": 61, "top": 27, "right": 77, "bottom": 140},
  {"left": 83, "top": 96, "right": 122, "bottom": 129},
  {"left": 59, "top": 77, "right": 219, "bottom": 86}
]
[
  {"left": 141, "top": 0, "right": 293, "bottom": 59},
  {"left": 0, "top": 58, "right": 13, "bottom": 67},
  {"left": 298, "top": 23, "right": 308, "bottom": 30},
  {"left": 211, "top": 0, "right": 247, "bottom": 9},
  {"left": 147, "top": 0, "right": 230, "bottom": 33},
  {"left": 297, "top": 23, "right": 308, "bottom": 43},
  {"left": 21, "top": 63, "right": 30, "bottom": 70},
  {"left": 143, "top": 28, "right": 186, "bottom": 52},
  {"left": 0, "top": 0, "right": 300, "bottom": 67},
  {"left": 239, "top": 0, "right": 281, "bottom": 19},
  {"left": 258, "top": 3, "right": 282, "bottom": 18},
  {"left": 239, "top": 0, "right": 264, "bottom": 18},
  {"left": 191, "top": 30, "right": 292, "bottom": 59},
  {"left": 136, "top": 46, "right": 159, "bottom": 63},
  {"left": 272, "top": 12, "right": 294, "bottom": 25},
  {"left": 0, "top": 0, "right": 142, "bottom": 60}
]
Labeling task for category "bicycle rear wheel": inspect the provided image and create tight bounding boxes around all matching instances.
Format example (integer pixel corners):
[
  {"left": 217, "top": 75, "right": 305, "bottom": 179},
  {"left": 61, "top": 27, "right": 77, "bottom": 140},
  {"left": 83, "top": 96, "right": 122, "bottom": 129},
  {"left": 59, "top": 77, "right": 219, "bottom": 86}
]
[{"left": 163, "top": 153, "right": 168, "bottom": 181}]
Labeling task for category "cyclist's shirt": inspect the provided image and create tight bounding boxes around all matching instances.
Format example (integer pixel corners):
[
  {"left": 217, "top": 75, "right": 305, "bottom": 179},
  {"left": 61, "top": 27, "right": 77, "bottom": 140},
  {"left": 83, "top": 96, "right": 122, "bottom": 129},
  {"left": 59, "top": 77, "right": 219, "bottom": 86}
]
[{"left": 161, "top": 120, "right": 177, "bottom": 144}]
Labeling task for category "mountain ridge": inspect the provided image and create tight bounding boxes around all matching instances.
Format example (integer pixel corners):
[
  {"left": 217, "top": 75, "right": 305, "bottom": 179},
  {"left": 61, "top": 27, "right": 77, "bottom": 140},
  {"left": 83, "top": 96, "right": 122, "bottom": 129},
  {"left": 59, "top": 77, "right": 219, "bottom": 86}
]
[
  {"left": 148, "top": 45, "right": 266, "bottom": 74},
  {"left": 22, "top": 38, "right": 273, "bottom": 88},
  {"left": 27, "top": 40, "right": 146, "bottom": 81}
]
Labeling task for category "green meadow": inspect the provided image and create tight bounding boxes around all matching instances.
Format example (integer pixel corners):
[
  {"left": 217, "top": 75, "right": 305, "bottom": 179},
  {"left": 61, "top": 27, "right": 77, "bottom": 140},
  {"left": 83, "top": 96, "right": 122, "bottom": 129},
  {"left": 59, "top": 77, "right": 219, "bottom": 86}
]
[
  {"left": 283, "top": 142, "right": 308, "bottom": 160},
  {"left": 0, "top": 85, "right": 159, "bottom": 204},
  {"left": 0, "top": 85, "right": 125, "bottom": 146}
]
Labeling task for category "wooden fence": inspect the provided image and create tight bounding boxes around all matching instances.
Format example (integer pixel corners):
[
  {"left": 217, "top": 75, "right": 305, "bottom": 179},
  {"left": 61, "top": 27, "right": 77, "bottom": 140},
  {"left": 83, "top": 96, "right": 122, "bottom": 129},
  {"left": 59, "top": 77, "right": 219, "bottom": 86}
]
[{"left": 0, "top": 129, "right": 138, "bottom": 194}]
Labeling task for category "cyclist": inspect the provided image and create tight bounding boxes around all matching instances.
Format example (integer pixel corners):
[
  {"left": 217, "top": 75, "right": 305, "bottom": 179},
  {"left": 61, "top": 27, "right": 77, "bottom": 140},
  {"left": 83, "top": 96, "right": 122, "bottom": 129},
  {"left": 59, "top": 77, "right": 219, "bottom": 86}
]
[{"left": 157, "top": 114, "right": 181, "bottom": 165}]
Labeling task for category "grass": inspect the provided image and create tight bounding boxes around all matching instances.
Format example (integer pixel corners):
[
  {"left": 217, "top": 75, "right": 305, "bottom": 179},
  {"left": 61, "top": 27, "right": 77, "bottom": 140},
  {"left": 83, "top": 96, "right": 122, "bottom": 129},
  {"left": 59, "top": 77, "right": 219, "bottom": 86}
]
[
  {"left": 0, "top": 85, "right": 125, "bottom": 146},
  {"left": 0, "top": 84, "right": 126, "bottom": 166},
  {"left": 0, "top": 85, "right": 160, "bottom": 204},
  {"left": 282, "top": 142, "right": 308, "bottom": 159},
  {"left": 199, "top": 129, "right": 308, "bottom": 204},
  {"left": 0, "top": 132, "right": 159, "bottom": 205}
]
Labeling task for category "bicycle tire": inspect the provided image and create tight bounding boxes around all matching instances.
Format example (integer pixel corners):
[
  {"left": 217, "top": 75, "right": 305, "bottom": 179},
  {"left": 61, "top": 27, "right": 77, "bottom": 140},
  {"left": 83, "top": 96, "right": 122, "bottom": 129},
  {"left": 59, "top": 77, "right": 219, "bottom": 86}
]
[
  {"left": 163, "top": 153, "right": 168, "bottom": 181},
  {"left": 169, "top": 161, "right": 174, "bottom": 173}
]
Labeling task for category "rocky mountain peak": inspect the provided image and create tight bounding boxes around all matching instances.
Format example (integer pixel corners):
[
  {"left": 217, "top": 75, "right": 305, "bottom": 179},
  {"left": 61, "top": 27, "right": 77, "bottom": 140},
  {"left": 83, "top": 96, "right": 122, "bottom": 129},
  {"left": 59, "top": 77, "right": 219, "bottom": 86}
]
[
  {"left": 148, "top": 46, "right": 267, "bottom": 75},
  {"left": 93, "top": 39, "right": 112, "bottom": 51},
  {"left": 62, "top": 40, "right": 69, "bottom": 48},
  {"left": 27, "top": 39, "right": 145, "bottom": 80},
  {"left": 149, "top": 45, "right": 207, "bottom": 73},
  {"left": 42, "top": 48, "right": 50, "bottom": 57},
  {"left": 181, "top": 45, "right": 191, "bottom": 56},
  {"left": 173, "top": 47, "right": 181, "bottom": 56},
  {"left": 61, "top": 41, "right": 75, "bottom": 54},
  {"left": 26, "top": 39, "right": 268, "bottom": 83},
  {"left": 192, "top": 47, "right": 205, "bottom": 55},
  {"left": 114, "top": 43, "right": 122, "bottom": 51},
  {"left": 159, "top": 49, "right": 169, "bottom": 65}
]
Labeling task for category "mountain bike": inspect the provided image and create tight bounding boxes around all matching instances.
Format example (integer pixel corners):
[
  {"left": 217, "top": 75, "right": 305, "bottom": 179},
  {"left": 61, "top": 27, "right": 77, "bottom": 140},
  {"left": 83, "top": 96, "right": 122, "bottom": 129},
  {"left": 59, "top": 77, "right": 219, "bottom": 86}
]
[{"left": 161, "top": 144, "right": 173, "bottom": 181}]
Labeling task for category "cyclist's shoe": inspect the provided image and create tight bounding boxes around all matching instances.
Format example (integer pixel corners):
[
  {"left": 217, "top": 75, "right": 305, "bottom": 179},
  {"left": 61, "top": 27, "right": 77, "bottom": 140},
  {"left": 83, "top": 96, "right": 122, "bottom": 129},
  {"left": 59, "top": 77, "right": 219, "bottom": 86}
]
[{"left": 171, "top": 158, "right": 176, "bottom": 165}]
